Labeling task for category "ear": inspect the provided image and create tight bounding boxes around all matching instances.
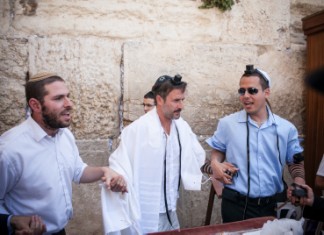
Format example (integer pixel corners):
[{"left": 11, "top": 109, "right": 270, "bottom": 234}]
[
  {"left": 28, "top": 98, "right": 42, "bottom": 113},
  {"left": 264, "top": 88, "right": 270, "bottom": 98},
  {"left": 156, "top": 95, "right": 164, "bottom": 105}
]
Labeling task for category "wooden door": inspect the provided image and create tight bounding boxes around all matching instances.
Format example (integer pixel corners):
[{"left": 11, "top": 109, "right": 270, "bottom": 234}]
[{"left": 302, "top": 10, "right": 324, "bottom": 194}]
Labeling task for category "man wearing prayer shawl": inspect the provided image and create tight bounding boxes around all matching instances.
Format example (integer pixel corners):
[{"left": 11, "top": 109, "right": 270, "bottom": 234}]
[{"left": 101, "top": 74, "right": 206, "bottom": 234}]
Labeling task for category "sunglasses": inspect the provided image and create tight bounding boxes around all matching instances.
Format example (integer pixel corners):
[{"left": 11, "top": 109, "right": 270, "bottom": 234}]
[
  {"left": 238, "top": 87, "right": 259, "bottom": 96},
  {"left": 157, "top": 74, "right": 182, "bottom": 86}
]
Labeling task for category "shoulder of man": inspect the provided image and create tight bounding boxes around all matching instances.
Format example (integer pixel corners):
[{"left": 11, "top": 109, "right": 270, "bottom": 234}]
[
  {"left": 272, "top": 113, "right": 296, "bottom": 127},
  {"left": 218, "top": 110, "right": 243, "bottom": 124},
  {"left": 0, "top": 119, "right": 30, "bottom": 149},
  {"left": 122, "top": 110, "right": 160, "bottom": 134}
]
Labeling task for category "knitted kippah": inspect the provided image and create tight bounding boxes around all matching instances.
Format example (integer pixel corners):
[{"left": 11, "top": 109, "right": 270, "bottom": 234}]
[{"left": 28, "top": 72, "right": 58, "bottom": 83}]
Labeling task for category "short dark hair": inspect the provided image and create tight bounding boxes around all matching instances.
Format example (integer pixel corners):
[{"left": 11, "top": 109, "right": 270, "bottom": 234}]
[
  {"left": 151, "top": 74, "right": 187, "bottom": 100},
  {"left": 25, "top": 74, "right": 65, "bottom": 106},
  {"left": 144, "top": 91, "right": 155, "bottom": 99}
]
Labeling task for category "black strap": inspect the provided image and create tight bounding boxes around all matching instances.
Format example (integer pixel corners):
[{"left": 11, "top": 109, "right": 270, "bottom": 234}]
[
  {"left": 163, "top": 145, "right": 172, "bottom": 226},
  {"left": 175, "top": 124, "right": 182, "bottom": 190},
  {"left": 243, "top": 114, "right": 250, "bottom": 220},
  {"left": 163, "top": 124, "right": 182, "bottom": 227}
]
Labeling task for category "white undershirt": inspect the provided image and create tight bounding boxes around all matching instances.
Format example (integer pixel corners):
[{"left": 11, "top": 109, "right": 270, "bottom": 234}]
[{"left": 159, "top": 121, "right": 180, "bottom": 212}]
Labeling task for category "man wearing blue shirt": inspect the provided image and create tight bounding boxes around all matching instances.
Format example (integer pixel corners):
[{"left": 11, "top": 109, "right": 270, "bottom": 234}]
[{"left": 206, "top": 65, "right": 305, "bottom": 222}]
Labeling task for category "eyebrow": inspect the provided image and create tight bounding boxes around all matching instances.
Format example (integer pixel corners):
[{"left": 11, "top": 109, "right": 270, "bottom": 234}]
[{"left": 51, "top": 92, "right": 70, "bottom": 99}]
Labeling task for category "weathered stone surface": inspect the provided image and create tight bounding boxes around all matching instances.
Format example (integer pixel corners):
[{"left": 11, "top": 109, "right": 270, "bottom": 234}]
[
  {"left": 1, "top": 0, "right": 324, "bottom": 234},
  {"left": 0, "top": 0, "right": 293, "bottom": 47},
  {"left": 67, "top": 140, "right": 109, "bottom": 235},
  {"left": 0, "top": 37, "right": 29, "bottom": 133},
  {"left": 27, "top": 36, "right": 122, "bottom": 139}
]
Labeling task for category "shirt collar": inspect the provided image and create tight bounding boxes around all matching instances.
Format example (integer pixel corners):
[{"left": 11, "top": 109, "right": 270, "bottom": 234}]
[
  {"left": 237, "top": 106, "right": 278, "bottom": 126},
  {"left": 27, "top": 116, "right": 64, "bottom": 142}
]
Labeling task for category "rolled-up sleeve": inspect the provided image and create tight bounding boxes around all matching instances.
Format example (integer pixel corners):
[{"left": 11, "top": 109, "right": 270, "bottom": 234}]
[{"left": 206, "top": 119, "right": 227, "bottom": 152}]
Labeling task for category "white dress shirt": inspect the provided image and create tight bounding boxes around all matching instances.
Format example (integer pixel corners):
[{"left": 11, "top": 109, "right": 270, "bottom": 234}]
[
  {"left": 0, "top": 117, "right": 87, "bottom": 234},
  {"left": 159, "top": 122, "right": 180, "bottom": 213}
]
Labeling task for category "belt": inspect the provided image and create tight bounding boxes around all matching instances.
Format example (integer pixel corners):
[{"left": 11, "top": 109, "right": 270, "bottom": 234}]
[
  {"left": 223, "top": 187, "right": 277, "bottom": 206},
  {"left": 52, "top": 228, "right": 66, "bottom": 235}
]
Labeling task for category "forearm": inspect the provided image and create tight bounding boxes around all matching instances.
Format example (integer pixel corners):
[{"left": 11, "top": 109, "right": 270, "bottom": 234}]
[
  {"left": 200, "top": 149, "right": 226, "bottom": 175},
  {"left": 288, "top": 161, "right": 305, "bottom": 184},
  {"left": 210, "top": 149, "right": 225, "bottom": 163},
  {"left": 80, "top": 166, "right": 107, "bottom": 183}
]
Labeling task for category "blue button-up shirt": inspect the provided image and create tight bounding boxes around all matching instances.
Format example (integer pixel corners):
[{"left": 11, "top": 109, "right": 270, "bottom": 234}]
[{"left": 206, "top": 109, "right": 303, "bottom": 197}]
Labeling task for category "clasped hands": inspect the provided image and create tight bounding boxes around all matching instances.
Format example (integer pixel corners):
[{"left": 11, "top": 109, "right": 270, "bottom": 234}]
[
  {"left": 101, "top": 167, "right": 128, "bottom": 193},
  {"left": 11, "top": 215, "right": 46, "bottom": 235},
  {"left": 210, "top": 161, "right": 239, "bottom": 184}
]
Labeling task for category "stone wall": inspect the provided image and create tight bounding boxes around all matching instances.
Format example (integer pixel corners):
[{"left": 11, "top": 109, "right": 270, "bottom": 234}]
[{"left": 1, "top": 0, "right": 324, "bottom": 234}]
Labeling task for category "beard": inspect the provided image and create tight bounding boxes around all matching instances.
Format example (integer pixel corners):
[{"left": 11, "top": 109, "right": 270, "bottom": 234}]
[
  {"left": 163, "top": 107, "right": 182, "bottom": 120},
  {"left": 42, "top": 105, "right": 71, "bottom": 129}
]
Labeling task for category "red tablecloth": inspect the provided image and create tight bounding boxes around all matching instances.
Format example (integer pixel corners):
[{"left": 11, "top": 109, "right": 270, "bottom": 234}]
[{"left": 148, "top": 216, "right": 275, "bottom": 235}]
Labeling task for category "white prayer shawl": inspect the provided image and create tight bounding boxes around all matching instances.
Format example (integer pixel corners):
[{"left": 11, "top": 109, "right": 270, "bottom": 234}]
[{"left": 101, "top": 108, "right": 205, "bottom": 234}]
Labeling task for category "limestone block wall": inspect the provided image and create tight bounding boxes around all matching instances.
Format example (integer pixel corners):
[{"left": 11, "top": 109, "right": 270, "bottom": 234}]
[{"left": 1, "top": 0, "right": 324, "bottom": 234}]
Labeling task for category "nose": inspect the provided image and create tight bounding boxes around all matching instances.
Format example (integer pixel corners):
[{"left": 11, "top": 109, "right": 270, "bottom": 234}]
[
  {"left": 64, "top": 97, "right": 73, "bottom": 108},
  {"left": 178, "top": 100, "right": 184, "bottom": 109},
  {"left": 243, "top": 91, "right": 249, "bottom": 97}
]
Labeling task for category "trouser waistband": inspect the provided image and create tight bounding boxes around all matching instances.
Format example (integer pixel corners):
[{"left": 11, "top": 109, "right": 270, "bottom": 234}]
[
  {"left": 223, "top": 187, "right": 277, "bottom": 206},
  {"left": 52, "top": 228, "right": 66, "bottom": 235}
]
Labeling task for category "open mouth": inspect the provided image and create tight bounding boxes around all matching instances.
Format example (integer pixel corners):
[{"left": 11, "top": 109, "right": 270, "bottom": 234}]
[
  {"left": 244, "top": 102, "right": 253, "bottom": 109},
  {"left": 61, "top": 111, "right": 71, "bottom": 120},
  {"left": 174, "top": 109, "right": 181, "bottom": 113}
]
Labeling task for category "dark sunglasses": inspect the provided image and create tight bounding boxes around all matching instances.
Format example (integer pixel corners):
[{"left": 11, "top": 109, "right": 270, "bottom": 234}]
[
  {"left": 238, "top": 87, "right": 259, "bottom": 96},
  {"left": 157, "top": 74, "right": 182, "bottom": 86}
]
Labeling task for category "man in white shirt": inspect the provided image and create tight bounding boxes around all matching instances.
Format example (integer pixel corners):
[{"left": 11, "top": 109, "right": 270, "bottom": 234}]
[
  {"left": 142, "top": 91, "right": 156, "bottom": 113},
  {"left": 0, "top": 72, "right": 127, "bottom": 235},
  {"left": 102, "top": 74, "right": 205, "bottom": 234}
]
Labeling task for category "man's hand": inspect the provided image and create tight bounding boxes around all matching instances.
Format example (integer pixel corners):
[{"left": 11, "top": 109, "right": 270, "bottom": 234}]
[
  {"left": 287, "top": 183, "right": 314, "bottom": 206},
  {"left": 210, "top": 160, "right": 239, "bottom": 184},
  {"left": 101, "top": 167, "right": 128, "bottom": 193},
  {"left": 11, "top": 215, "right": 46, "bottom": 235}
]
